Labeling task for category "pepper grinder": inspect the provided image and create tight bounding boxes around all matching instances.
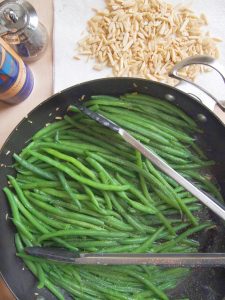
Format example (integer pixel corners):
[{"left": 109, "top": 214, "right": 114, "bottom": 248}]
[{"left": 0, "top": 0, "right": 48, "bottom": 63}]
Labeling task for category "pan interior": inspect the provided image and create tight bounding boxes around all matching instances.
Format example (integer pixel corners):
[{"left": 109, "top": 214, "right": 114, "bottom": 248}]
[{"left": 0, "top": 78, "right": 225, "bottom": 300}]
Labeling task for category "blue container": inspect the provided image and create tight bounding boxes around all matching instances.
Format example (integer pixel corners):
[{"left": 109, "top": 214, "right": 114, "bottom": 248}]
[{"left": 0, "top": 37, "right": 34, "bottom": 104}]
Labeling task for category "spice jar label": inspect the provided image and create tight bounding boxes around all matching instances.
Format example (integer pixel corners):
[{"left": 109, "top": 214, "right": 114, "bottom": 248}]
[{"left": 0, "top": 37, "right": 33, "bottom": 104}]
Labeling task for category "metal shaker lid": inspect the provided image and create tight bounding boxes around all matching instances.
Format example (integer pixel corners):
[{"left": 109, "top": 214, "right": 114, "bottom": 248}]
[{"left": 0, "top": 0, "right": 38, "bottom": 35}]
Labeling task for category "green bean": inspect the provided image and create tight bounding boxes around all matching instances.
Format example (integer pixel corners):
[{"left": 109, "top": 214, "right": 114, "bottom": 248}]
[
  {"left": 8, "top": 176, "right": 71, "bottom": 230},
  {"left": 105, "top": 104, "right": 191, "bottom": 131},
  {"left": 99, "top": 106, "right": 178, "bottom": 141},
  {"left": 82, "top": 185, "right": 100, "bottom": 209},
  {"left": 7, "top": 192, "right": 45, "bottom": 233},
  {"left": 50, "top": 272, "right": 104, "bottom": 300},
  {"left": 73, "top": 240, "right": 119, "bottom": 248},
  {"left": 182, "top": 170, "right": 224, "bottom": 202},
  {"left": 4, "top": 92, "right": 221, "bottom": 300},
  {"left": 48, "top": 214, "right": 101, "bottom": 230},
  {"left": 121, "top": 93, "right": 197, "bottom": 127},
  {"left": 35, "top": 188, "right": 92, "bottom": 202},
  {"left": 81, "top": 278, "right": 131, "bottom": 300},
  {"left": 28, "top": 150, "right": 130, "bottom": 191},
  {"left": 86, "top": 99, "right": 134, "bottom": 109},
  {"left": 119, "top": 236, "right": 148, "bottom": 245},
  {"left": 33, "top": 119, "right": 68, "bottom": 139},
  {"left": 100, "top": 111, "right": 171, "bottom": 145},
  {"left": 80, "top": 270, "right": 141, "bottom": 293},
  {"left": 86, "top": 157, "right": 154, "bottom": 232},
  {"left": 136, "top": 152, "right": 175, "bottom": 234},
  {"left": 128, "top": 271, "right": 169, "bottom": 300},
  {"left": 158, "top": 172, "right": 179, "bottom": 187},
  {"left": 103, "top": 216, "right": 134, "bottom": 232},
  {"left": 133, "top": 227, "right": 164, "bottom": 253},
  {"left": 8, "top": 191, "right": 78, "bottom": 250},
  {"left": 19, "top": 215, "right": 40, "bottom": 234},
  {"left": 133, "top": 115, "right": 194, "bottom": 143},
  {"left": 34, "top": 140, "right": 110, "bottom": 155},
  {"left": 62, "top": 121, "right": 135, "bottom": 161},
  {"left": 101, "top": 187, "right": 113, "bottom": 210},
  {"left": 100, "top": 244, "right": 140, "bottom": 253},
  {"left": 36, "top": 264, "right": 46, "bottom": 289},
  {"left": 90, "top": 97, "right": 187, "bottom": 128},
  {"left": 15, "top": 235, "right": 65, "bottom": 300},
  {"left": 91, "top": 95, "right": 121, "bottom": 101},
  {"left": 27, "top": 198, "right": 104, "bottom": 226},
  {"left": 19, "top": 180, "right": 66, "bottom": 190},
  {"left": 146, "top": 147, "right": 190, "bottom": 165},
  {"left": 190, "top": 142, "right": 207, "bottom": 159},
  {"left": 80, "top": 113, "right": 145, "bottom": 144},
  {"left": 42, "top": 124, "right": 74, "bottom": 140},
  {"left": 57, "top": 171, "right": 81, "bottom": 208},
  {"left": 108, "top": 100, "right": 194, "bottom": 142},
  {"left": 147, "top": 142, "right": 191, "bottom": 159},
  {"left": 154, "top": 223, "right": 211, "bottom": 252},
  {"left": 38, "top": 229, "right": 130, "bottom": 243},
  {"left": 86, "top": 153, "right": 135, "bottom": 178},
  {"left": 44, "top": 148, "right": 96, "bottom": 179},
  {"left": 83, "top": 266, "right": 140, "bottom": 285},
  {"left": 14, "top": 203, "right": 73, "bottom": 250},
  {"left": 114, "top": 174, "right": 156, "bottom": 214},
  {"left": 172, "top": 161, "right": 215, "bottom": 170},
  {"left": 20, "top": 141, "right": 36, "bottom": 158},
  {"left": 12, "top": 219, "right": 35, "bottom": 242},
  {"left": 89, "top": 152, "right": 179, "bottom": 209},
  {"left": 3, "top": 187, "right": 21, "bottom": 220},
  {"left": 13, "top": 153, "right": 56, "bottom": 180},
  {"left": 145, "top": 161, "right": 198, "bottom": 226},
  {"left": 28, "top": 192, "right": 117, "bottom": 219},
  {"left": 125, "top": 198, "right": 156, "bottom": 214}
]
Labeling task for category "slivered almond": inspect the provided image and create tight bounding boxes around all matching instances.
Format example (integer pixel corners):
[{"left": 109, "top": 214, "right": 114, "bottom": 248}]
[{"left": 77, "top": 0, "right": 221, "bottom": 85}]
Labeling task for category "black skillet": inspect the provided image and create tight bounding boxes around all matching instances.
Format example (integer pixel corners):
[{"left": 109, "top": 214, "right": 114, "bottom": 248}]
[{"left": 1, "top": 56, "right": 225, "bottom": 300}]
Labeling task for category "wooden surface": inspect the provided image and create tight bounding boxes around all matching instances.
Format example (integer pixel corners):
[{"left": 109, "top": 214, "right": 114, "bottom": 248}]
[
  {"left": 0, "top": 0, "right": 224, "bottom": 299},
  {"left": 0, "top": 280, "right": 14, "bottom": 300},
  {"left": 0, "top": 1, "right": 53, "bottom": 299},
  {"left": 0, "top": 0, "right": 53, "bottom": 149}
]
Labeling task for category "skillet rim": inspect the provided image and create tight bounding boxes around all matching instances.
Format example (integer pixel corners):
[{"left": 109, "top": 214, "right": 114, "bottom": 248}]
[{"left": 0, "top": 76, "right": 225, "bottom": 300}]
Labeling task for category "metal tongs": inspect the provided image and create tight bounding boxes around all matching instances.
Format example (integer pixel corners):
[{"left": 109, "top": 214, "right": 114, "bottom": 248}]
[
  {"left": 24, "top": 103, "right": 225, "bottom": 268},
  {"left": 73, "top": 101, "right": 225, "bottom": 222},
  {"left": 25, "top": 247, "right": 225, "bottom": 267}
]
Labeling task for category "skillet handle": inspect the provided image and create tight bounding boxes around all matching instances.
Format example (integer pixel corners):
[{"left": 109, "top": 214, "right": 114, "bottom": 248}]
[{"left": 169, "top": 55, "right": 225, "bottom": 111}]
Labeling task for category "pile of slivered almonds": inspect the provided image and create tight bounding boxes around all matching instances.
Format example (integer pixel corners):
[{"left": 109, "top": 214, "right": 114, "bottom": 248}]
[{"left": 76, "top": 0, "right": 221, "bottom": 85}]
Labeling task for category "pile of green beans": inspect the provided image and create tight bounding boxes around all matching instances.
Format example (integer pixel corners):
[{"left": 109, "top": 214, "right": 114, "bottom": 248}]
[{"left": 4, "top": 93, "right": 223, "bottom": 300}]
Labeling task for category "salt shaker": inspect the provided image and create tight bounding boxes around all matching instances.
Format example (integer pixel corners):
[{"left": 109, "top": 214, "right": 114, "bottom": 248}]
[{"left": 0, "top": 0, "right": 48, "bottom": 63}]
